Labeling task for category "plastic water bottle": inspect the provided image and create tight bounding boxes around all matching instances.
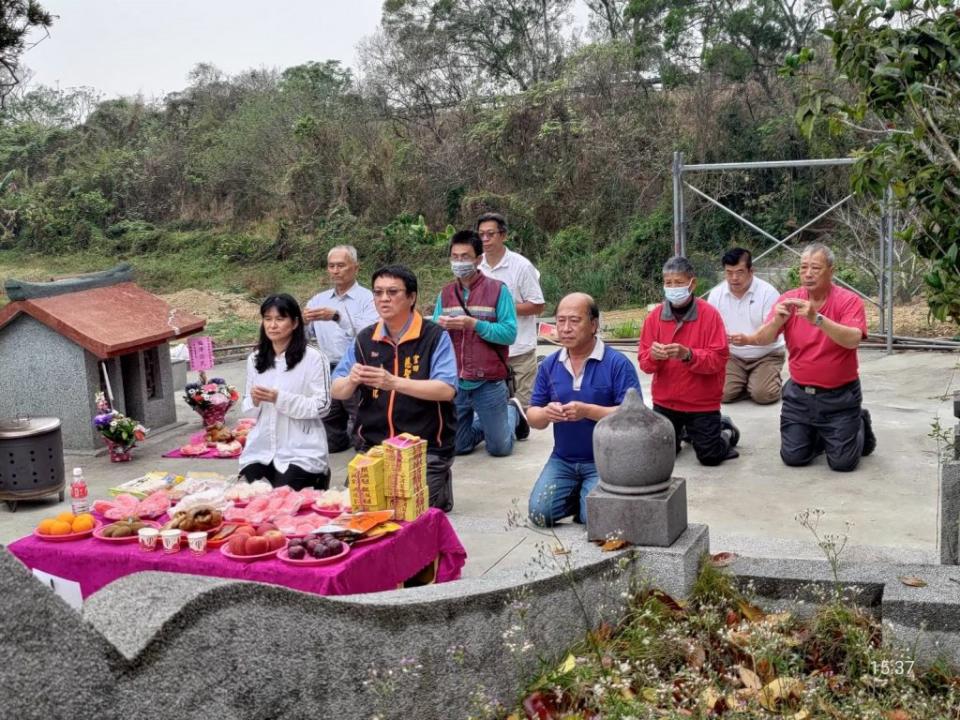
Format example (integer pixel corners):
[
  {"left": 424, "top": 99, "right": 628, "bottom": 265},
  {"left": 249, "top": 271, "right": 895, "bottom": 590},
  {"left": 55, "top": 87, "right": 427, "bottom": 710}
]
[{"left": 70, "top": 467, "right": 89, "bottom": 515}]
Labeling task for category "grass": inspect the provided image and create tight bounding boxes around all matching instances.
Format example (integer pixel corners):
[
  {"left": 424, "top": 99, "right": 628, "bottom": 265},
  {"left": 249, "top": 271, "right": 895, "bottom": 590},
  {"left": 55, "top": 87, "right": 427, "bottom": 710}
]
[
  {"left": 607, "top": 319, "right": 642, "bottom": 339},
  {"left": 498, "top": 558, "right": 960, "bottom": 719}
]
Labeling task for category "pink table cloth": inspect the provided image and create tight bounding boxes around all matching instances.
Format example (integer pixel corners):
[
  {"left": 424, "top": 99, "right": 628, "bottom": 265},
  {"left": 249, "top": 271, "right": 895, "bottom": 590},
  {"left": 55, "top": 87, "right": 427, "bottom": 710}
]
[
  {"left": 7, "top": 508, "right": 466, "bottom": 599},
  {"left": 161, "top": 431, "right": 238, "bottom": 459}
]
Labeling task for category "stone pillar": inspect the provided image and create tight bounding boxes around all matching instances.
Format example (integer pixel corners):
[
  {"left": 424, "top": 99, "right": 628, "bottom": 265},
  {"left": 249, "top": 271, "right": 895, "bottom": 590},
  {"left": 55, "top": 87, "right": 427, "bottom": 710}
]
[{"left": 939, "top": 391, "right": 960, "bottom": 565}]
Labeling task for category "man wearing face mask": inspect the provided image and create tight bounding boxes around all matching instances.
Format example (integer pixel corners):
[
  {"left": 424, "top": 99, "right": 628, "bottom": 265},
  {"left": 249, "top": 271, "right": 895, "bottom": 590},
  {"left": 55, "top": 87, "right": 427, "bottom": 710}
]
[
  {"left": 433, "top": 230, "right": 528, "bottom": 456},
  {"left": 639, "top": 256, "right": 740, "bottom": 465}
]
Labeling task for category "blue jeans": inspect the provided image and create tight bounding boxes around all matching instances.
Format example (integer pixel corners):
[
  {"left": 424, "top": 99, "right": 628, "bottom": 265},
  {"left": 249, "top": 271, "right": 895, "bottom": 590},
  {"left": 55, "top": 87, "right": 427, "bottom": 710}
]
[
  {"left": 455, "top": 380, "right": 516, "bottom": 457},
  {"left": 528, "top": 455, "right": 599, "bottom": 527}
]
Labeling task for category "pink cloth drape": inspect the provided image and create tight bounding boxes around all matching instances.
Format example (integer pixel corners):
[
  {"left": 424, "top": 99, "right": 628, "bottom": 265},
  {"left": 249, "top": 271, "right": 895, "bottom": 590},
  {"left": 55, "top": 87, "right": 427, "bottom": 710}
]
[{"left": 7, "top": 508, "right": 466, "bottom": 599}]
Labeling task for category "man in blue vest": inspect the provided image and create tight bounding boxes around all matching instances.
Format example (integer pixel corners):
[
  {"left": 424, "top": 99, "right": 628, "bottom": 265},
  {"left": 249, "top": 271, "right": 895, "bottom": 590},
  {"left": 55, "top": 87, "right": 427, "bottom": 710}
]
[
  {"left": 527, "top": 293, "right": 641, "bottom": 527},
  {"left": 433, "top": 230, "right": 529, "bottom": 457}
]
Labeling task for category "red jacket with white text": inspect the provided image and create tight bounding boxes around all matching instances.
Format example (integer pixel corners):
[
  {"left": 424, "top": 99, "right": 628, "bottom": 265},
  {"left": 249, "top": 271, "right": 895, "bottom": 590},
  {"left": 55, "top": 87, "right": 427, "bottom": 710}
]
[{"left": 638, "top": 298, "right": 729, "bottom": 412}]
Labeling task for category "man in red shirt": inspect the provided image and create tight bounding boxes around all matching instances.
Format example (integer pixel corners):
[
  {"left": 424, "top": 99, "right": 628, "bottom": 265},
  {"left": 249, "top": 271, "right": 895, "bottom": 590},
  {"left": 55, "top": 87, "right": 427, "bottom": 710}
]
[
  {"left": 731, "top": 243, "right": 876, "bottom": 471},
  {"left": 639, "top": 256, "right": 740, "bottom": 465}
]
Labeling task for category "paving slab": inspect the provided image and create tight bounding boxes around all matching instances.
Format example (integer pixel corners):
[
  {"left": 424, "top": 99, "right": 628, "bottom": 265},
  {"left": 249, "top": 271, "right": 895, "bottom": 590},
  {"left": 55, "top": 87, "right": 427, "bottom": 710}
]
[{"left": 0, "top": 347, "right": 956, "bottom": 578}]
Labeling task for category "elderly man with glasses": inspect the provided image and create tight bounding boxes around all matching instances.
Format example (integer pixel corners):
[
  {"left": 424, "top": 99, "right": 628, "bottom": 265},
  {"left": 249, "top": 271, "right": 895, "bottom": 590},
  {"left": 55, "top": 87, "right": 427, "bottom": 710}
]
[
  {"left": 304, "top": 245, "right": 379, "bottom": 452},
  {"left": 331, "top": 265, "right": 459, "bottom": 511}
]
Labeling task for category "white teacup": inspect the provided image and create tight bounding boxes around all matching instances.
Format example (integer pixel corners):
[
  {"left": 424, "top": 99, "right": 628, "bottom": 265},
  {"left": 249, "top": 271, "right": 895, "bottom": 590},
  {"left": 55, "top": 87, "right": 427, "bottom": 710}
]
[
  {"left": 160, "top": 529, "right": 182, "bottom": 554},
  {"left": 186, "top": 531, "right": 207, "bottom": 555},
  {"left": 138, "top": 527, "right": 159, "bottom": 552}
]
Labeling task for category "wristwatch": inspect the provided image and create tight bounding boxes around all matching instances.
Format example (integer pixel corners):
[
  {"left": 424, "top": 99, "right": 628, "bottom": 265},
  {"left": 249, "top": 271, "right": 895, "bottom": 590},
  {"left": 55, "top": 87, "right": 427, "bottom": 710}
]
[
  {"left": 332, "top": 311, "right": 341, "bottom": 322},
  {"left": 814, "top": 313, "right": 824, "bottom": 327},
  {"left": 682, "top": 348, "right": 693, "bottom": 362}
]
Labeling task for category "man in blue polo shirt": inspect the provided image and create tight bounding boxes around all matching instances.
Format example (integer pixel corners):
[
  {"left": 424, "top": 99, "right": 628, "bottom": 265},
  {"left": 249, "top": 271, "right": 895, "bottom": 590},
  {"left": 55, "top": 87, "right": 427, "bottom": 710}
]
[{"left": 527, "top": 293, "right": 641, "bottom": 527}]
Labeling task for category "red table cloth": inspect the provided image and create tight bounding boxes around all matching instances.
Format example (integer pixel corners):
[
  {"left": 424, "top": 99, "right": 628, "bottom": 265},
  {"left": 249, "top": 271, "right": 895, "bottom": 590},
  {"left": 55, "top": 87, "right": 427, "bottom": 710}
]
[{"left": 6, "top": 508, "right": 466, "bottom": 599}]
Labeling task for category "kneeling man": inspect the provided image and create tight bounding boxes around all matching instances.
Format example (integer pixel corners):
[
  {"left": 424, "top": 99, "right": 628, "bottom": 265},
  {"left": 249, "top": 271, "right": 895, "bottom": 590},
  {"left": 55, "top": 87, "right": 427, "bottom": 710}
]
[
  {"left": 639, "top": 256, "right": 740, "bottom": 465},
  {"left": 730, "top": 243, "right": 875, "bottom": 471},
  {"left": 527, "top": 293, "right": 641, "bottom": 527}
]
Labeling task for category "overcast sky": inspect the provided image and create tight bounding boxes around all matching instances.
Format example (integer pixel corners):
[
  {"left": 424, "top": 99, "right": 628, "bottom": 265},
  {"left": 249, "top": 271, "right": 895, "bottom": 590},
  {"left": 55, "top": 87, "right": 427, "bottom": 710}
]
[{"left": 22, "top": 0, "right": 591, "bottom": 100}]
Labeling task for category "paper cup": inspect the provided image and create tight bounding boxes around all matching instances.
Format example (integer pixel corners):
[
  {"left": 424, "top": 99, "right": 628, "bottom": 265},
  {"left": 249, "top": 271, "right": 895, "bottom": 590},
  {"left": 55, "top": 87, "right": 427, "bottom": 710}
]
[
  {"left": 161, "top": 529, "right": 182, "bottom": 554},
  {"left": 187, "top": 531, "right": 207, "bottom": 555},
  {"left": 138, "top": 527, "right": 159, "bottom": 552}
]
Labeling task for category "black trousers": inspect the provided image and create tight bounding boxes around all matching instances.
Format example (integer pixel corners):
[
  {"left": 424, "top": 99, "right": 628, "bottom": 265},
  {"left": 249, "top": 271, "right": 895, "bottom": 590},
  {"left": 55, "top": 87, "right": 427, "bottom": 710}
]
[
  {"left": 780, "top": 378, "right": 864, "bottom": 472},
  {"left": 654, "top": 404, "right": 732, "bottom": 467},
  {"left": 239, "top": 462, "right": 331, "bottom": 491},
  {"left": 323, "top": 362, "right": 360, "bottom": 453}
]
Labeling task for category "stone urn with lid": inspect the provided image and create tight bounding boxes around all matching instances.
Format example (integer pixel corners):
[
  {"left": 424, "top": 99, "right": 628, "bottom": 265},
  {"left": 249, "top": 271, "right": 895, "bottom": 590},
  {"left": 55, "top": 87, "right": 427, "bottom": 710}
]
[{"left": 592, "top": 388, "right": 676, "bottom": 494}]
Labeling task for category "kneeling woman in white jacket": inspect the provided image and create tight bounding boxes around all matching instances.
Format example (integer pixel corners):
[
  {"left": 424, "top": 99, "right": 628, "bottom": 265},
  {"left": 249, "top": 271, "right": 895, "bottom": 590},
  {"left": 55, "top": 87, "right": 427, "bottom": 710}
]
[{"left": 238, "top": 293, "right": 332, "bottom": 490}]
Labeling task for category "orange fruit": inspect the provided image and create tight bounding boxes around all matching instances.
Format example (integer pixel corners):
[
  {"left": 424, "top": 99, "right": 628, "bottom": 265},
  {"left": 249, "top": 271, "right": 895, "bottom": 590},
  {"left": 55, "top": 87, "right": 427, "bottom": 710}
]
[
  {"left": 71, "top": 515, "right": 95, "bottom": 533},
  {"left": 49, "top": 520, "right": 73, "bottom": 535},
  {"left": 56, "top": 511, "right": 75, "bottom": 525},
  {"left": 37, "top": 518, "right": 57, "bottom": 535}
]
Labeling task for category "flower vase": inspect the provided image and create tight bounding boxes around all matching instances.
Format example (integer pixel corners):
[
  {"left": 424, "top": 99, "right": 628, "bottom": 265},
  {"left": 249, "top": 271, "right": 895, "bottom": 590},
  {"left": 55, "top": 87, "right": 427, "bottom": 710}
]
[
  {"left": 198, "top": 403, "right": 232, "bottom": 430},
  {"left": 104, "top": 438, "right": 134, "bottom": 463}
]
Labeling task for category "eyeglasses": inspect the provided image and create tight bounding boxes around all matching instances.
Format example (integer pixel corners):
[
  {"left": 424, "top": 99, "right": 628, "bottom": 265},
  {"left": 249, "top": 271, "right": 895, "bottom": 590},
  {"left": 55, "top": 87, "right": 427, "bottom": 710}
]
[
  {"left": 478, "top": 231, "right": 503, "bottom": 239},
  {"left": 373, "top": 288, "right": 405, "bottom": 298}
]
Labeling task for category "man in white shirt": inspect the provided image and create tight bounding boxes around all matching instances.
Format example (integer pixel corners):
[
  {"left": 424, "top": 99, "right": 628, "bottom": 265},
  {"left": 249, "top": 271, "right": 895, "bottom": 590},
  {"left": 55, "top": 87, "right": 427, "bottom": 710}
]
[
  {"left": 707, "top": 248, "right": 785, "bottom": 404},
  {"left": 304, "top": 245, "right": 379, "bottom": 451},
  {"left": 477, "top": 212, "right": 545, "bottom": 428}
]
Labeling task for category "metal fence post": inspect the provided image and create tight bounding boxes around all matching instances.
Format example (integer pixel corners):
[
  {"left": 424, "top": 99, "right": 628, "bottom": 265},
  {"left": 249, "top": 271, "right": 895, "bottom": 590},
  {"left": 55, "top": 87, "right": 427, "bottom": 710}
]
[{"left": 885, "top": 186, "right": 895, "bottom": 355}]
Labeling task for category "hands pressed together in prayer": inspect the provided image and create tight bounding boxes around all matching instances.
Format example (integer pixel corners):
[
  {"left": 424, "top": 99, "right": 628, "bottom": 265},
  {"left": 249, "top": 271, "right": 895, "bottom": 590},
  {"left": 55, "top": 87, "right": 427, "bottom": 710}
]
[
  {"left": 250, "top": 385, "right": 279, "bottom": 406},
  {"left": 544, "top": 401, "right": 590, "bottom": 423},
  {"left": 303, "top": 306, "right": 338, "bottom": 323},
  {"left": 729, "top": 298, "right": 817, "bottom": 347},
  {"left": 437, "top": 315, "right": 477, "bottom": 331},
  {"left": 650, "top": 341, "right": 691, "bottom": 361},
  {"left": 348, "top": 363, "right": 399, "bottom": 392}
]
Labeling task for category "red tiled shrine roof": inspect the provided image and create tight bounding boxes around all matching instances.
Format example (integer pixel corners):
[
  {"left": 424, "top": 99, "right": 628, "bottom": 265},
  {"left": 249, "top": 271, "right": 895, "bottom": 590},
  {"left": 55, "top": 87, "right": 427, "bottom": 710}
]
[{"left": 0, "top": 282, "right": 205, "bottom": 359}]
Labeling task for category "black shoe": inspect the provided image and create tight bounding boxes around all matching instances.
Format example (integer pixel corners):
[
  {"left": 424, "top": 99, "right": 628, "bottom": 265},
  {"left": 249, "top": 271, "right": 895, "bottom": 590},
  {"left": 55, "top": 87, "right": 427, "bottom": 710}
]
[
  {"left": 861, "top": 408, "right": 876, "bottom": 456},
  {"left": 813, "top": 434, "right": 826, "bottom": 456},
  {"left": 720, "top": 415, "right": 740, "bottom": 447},
  {"left": 510, "top": 398, "right": 530, "bottom": 440}
]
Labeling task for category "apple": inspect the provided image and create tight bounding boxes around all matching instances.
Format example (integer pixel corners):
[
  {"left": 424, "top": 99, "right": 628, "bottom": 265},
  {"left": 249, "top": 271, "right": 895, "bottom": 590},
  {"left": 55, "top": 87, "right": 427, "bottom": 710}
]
[
  {"left": 234, "top": 525, "right": 256, "bottom": 539},
  {"left": 245, "top": 535, "right": 269, "bottom": 556},
  {"left": 256, "top": 522, "right": 277, "bottom": 535},
  {"left": 263, "top": 530, "right": 286, "bottom": 551},
  {"left": 227, "top": 535, "right": 247, "bottom": 555}
]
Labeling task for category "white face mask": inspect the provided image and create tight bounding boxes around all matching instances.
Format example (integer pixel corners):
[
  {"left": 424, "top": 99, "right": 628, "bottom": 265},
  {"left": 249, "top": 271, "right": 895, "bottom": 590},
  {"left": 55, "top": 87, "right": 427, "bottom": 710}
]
[
  {"left": 451, "top": 261, "right": 476, "bottom": 279},
  {"left": 664, "top": 284, "right": 692, "bottom": 305}
]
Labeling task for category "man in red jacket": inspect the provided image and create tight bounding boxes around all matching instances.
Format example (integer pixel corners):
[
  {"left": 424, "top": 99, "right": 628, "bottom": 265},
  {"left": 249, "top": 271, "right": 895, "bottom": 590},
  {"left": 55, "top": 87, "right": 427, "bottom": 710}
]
[{"left": 639, "top": 256, "right": 740, "bottom": 465}]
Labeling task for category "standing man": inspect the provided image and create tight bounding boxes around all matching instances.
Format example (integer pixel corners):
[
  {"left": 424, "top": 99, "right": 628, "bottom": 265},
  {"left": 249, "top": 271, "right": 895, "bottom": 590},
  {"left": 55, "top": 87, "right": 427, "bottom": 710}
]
[
  {"left": 477, "top": 212, "right": 545, "bottom": 431},
  {"left": 639, "top": 256, "right": 740, "bottom": 466},
  {"left": 304, "top": 245, "right": 378, "bottom": 453},
  {"left": 331, "top": 265, "right": 458, "bottom": 511},
  {"left": 731, "top": 243, "right": 876, "bottom": 472},
  {"left": 707, "top": 247, "right": 785, "bottom": 404},
  {"left": 527, "top": 293, "right": 641, "bottom": 527},
  {"left": 433, "top": 230, "right": 529, "bottom": 457}
]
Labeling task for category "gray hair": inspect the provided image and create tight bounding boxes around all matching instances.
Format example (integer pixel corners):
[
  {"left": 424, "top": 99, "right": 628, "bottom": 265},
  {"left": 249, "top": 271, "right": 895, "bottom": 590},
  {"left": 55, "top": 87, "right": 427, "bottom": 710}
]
[
  {"left": 327, "top": 245, "right": 358, "bottom": 263},
  {"left": 800, "top": 243, "right": 835, "bottom": 267},
  {"left": 662, "top": 255, "right": 696, "bottom": 277}
]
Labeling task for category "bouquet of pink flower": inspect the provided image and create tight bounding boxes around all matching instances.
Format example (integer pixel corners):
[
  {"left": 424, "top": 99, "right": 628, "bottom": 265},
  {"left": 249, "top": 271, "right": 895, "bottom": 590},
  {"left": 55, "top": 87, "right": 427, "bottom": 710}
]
[
  {"left": 92, "top": 392, "right": 147, "bottom": 448},
  {"left": 183, "top": 377, "right": 240, "bottom": 411}
]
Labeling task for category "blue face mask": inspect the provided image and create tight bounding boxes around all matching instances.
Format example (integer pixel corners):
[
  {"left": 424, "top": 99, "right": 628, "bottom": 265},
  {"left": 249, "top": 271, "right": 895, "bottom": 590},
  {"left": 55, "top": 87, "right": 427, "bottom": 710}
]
[
  {"left": 451, "top": 261, "right": 476, "bottom": 279},
  {"left": 664, "top": 284, "right": 692, "bottom": 305}
]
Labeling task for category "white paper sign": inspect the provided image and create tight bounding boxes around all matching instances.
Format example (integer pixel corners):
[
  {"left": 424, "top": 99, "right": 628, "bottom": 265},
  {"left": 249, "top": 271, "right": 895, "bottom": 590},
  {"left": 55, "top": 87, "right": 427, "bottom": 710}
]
[{"left": 32, "top": 569, "right": 83, "bottom": 611}]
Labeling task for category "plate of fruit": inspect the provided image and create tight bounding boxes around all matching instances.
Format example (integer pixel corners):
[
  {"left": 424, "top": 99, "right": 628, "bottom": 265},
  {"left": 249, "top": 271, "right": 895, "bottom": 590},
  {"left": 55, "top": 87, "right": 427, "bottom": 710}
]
[
  {"left": 220, "top": 524, "right": 287, "bottom": 562},
  {"left": 279, "top": 535, "right": 349, "bottom": 566},
  {"left": 34, "top": 512, "right": 98, "bottom": 542},
  {"left": 94, "top": 518, "right": 161, "bottom": 543}
]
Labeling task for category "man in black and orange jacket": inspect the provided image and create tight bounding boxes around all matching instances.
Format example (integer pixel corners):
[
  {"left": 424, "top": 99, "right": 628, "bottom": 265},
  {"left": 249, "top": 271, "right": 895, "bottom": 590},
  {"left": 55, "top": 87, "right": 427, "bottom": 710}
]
[
  {"left": 331, "top": 265, "right": 458, "bottom": 511},
  {"left": 638, "top": 256, "right": 740, "bottom": 466}
]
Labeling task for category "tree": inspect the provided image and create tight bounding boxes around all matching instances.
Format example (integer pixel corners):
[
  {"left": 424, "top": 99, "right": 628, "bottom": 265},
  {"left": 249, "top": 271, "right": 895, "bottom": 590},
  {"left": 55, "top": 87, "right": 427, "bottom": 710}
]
[
  {"left": 382, "top": 0, "right": 574, "bottom": 92},
  {"left": 795, "top": 0, "right": 960, "bottom": 325},
  {"left": 0, "top": 0, "right": 53, "bottom": 106}
]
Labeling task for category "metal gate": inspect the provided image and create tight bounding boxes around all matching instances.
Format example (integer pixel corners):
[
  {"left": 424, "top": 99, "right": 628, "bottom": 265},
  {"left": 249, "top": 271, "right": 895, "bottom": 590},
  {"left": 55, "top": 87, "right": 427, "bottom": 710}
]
[{"left": 671, "top": 151, "right": 895, "bottom": 353}]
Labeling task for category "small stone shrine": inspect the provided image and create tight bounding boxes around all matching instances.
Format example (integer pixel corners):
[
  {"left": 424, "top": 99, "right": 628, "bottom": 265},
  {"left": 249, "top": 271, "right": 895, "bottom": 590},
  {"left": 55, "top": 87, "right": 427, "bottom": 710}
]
[
  {"left": 586, "top": 387, "right": 688, "bottom": 546},
  {"left": 0, "top": 264, "right": 205, "bottom": 451}
]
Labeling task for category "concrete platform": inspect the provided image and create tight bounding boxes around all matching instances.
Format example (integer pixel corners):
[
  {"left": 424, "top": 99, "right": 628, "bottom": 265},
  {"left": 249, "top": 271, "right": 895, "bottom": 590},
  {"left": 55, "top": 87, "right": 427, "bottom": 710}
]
[{"left": 0, "top": 348, "right": 955, "bottom": 574}]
